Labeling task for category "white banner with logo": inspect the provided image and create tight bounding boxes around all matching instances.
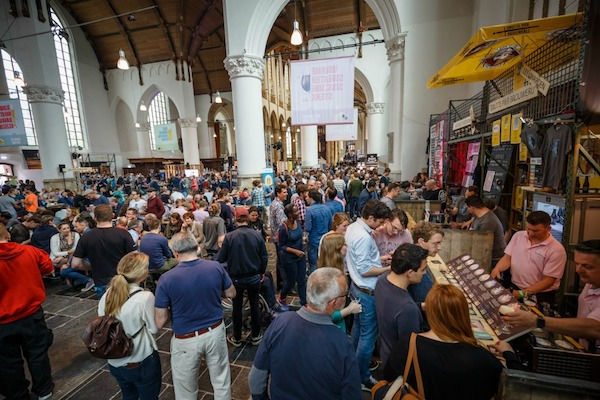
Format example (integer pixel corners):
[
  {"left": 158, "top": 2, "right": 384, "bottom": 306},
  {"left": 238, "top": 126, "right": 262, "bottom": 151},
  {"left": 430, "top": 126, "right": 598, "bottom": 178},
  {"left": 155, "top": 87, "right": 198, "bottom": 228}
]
[
  {"left": 290, "top": 56, "right": 355, "bottom": 126},
  {"left": 153, "top": 122, "right": 178, "bottom": 151},
  {"left": 0, "top": 99, "right": 28, "bottom": 147},
  {"left": 326, "top": 107, "right": 358, "bottom": 141}
]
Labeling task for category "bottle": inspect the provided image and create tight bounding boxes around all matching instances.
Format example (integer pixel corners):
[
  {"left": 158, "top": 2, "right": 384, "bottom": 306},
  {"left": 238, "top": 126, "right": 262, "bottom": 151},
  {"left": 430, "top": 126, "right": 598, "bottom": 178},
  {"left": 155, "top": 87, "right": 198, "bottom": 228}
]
[
  {"left": 575, "top": 176, "right": 581, "bottom": 193},
  {"left": 583, "top": 175, "right": 590, "bottom": 193}
]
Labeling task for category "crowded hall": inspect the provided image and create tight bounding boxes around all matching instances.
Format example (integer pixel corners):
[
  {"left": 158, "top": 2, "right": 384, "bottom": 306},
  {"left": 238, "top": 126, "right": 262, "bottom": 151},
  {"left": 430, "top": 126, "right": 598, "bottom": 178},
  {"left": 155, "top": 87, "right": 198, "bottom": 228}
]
[{"left": 1, "top": 0, "right": 600, "bottom": 399}]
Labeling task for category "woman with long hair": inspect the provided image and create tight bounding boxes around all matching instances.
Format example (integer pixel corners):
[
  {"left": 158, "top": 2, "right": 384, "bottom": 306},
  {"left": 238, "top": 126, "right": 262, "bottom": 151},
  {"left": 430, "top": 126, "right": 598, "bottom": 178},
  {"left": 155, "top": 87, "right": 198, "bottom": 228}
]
[
  {"left": 382, "top": 284, "right": 519, "bottom": 400},
  {"left": 318, "top": 212, "right": 350, "bottom": 256},
  {"left": 181, "top": 211, "right": 207, "bottom": 257},
  {"left": 317, "top": 233, "right": 346, "bottom": 272},
  {"left": 98, "top": 252, "right": 161, "bottom": 400},
  {"left": 165, "top": 212, "right": 183, "bottom": 239},
  {"left": 278, "top": 204, "right": 306, "bottom": 307}
]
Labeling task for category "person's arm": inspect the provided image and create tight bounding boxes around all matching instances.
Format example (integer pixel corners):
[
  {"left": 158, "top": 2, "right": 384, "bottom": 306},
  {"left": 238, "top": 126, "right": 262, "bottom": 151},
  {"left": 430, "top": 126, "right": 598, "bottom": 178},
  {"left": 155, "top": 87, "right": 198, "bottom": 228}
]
[
  {"left": 260, "top": 237, "right": 269, "bottom": 274},
  {"left": 154, "top": 307, "right": 170, "bottom": 330},
  {"left": 351, "top": 237, "right": 389, "bottom": 277},
  {"left": 215, "top": 236, "right": 229, "bottom": 263},
  {"left": 36, "top": 248, "right": 54, "bottom": 276},
  {"left": 339, "top": 300, "right": 362, "bottom": 318},
  {"left": 143, "top": 294, "right": 159, "bottom": 334},
  {"left": 50, "top": 235, "right": 68, "bottom": 258},
  {"left": 223, "top": 283, "right": 236, "bottom": 299},
  {"left": 304, "top": 208, "right": 312, "bottom": 232},
  {"left": 491, "top": 253, "right": 511, "bottom": 279},
  {"left": 248, "top": 366, "right": 270, "bottom": 400},
  {"left": 503, "top": 309, "right": 600, "bottom": 340},
  {"left": 512, "top": 276, "right": 557, "bottom": 298},
  {"left": 161, "top": 237, "right": 173, "bottom": 258}
]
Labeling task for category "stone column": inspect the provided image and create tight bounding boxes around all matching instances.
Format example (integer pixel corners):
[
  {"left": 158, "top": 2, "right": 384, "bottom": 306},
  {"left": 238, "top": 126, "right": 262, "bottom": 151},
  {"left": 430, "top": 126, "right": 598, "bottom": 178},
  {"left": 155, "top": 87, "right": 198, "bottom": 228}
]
[
  {"left": 23, "top": 84, "right": 74, "bottom": 187},
  {"left": 301, "top": 125, "right": 318, "bottom": 169},
  {"left": 178, "top": 118, "right": 200, "bottom": 165},
  {"left": 224, "top": 55, "right": 266, "bottom": 186},
  {"left": 386, "top": 33, "right": 406, "bottom": 179},
  {"left": 195, "top": 94, "right": 214, "bottom": 159},
  {"left": 366, "top": 102, "right": 386, "bottom": 160},
  {"left": 136, "top": 123, "right": 152, "bottom": 158}
]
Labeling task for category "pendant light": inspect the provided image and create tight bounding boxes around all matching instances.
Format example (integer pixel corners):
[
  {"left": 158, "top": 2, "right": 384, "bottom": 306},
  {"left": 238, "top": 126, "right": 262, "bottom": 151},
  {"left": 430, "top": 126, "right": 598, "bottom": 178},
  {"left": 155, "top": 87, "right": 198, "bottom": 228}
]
[
  {"left": 215, "top": 91, "right": 223, "bottom": 104},
  {"left": 196, "top": 114, "right": 202, "bottom": 122},
  {"left": 290, "top": 1, "right": 303, "bottom": 46},
  {"left": 13, "top": 71, "right": 25, "bottom": 88},
  {"left": 117, "top": 49, "right": 130, "bottom": 70},
  {"left": 135, "top": 122, "right": 141, "bottom": 128},
  {"left": 139, "top": 102, "right": 147, "bottom": 112}
]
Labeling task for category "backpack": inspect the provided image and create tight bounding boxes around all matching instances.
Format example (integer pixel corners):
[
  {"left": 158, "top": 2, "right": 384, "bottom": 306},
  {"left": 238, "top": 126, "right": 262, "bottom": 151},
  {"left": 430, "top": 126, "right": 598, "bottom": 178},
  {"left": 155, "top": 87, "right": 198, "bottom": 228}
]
[{"left": 81, "top": 290, "right": 144, "bottom": 359}]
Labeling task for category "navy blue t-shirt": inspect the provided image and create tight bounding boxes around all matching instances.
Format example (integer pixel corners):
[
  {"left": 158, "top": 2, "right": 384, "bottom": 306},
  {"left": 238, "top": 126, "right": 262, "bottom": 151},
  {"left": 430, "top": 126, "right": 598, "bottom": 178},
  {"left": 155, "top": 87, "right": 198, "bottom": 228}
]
[
  {"left": 139, "top": 232, "right": 172, "bottom": 270},
  {"left": 155, "top": 259, "right": 232, "bottom": 335},
  {"left": 253, "top": 308, "right": 362, "bottom": 400}
]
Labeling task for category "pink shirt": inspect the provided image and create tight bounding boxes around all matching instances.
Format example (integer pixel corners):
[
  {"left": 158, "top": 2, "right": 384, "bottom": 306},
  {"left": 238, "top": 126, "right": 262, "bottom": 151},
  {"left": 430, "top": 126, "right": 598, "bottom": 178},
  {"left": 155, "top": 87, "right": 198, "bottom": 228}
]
[
  {"left": 504, "top": 231, "right": 566, "bottom": 292},
  {"left": 372, "top": 229, "right": 413, "bottom": 256},
  {"left": 577, "top": 283, "right": 600, "bottom": 350}
]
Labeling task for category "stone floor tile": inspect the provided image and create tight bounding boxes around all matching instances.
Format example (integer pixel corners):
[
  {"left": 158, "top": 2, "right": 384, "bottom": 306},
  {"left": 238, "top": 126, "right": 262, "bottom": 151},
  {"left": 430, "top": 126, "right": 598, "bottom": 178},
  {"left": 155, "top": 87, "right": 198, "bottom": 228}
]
[
  {"left": 63, "top": 370, "right": 119, "bottom": 400},
  {"left": 43, "top": 295, "right": 75, "bottom": 314},
  {"left": 231, "top": 366, "right": 251, "bottom": 399}
]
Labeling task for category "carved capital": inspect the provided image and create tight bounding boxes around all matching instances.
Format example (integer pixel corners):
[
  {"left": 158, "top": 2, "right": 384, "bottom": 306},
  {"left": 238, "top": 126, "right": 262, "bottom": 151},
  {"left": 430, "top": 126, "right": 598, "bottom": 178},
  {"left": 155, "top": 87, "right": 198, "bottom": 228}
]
[
  {"left": 178, "top": 118, "right": 197, "bottom": 129},
  {"left": 386, "top": 33, "right": 406, "bottom": 63},
  {"left": 224, "top": 55, "right": 265, "bottom": 79},
  {"left": 366, "top": 102, "right": 385, "bottom": 115},
  {"left": 22, "top": 84, "right": 64, "bottom": 105}
]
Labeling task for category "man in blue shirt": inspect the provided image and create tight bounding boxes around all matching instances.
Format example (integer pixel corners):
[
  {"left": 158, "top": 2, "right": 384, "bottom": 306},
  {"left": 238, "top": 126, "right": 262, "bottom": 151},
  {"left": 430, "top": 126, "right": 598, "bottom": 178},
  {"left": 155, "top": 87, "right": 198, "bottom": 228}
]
[
  {"left": 345, "top": 199, "right": 391, "bottom": 390},
  {"left": 357, "top": 179, "right": 379, "bottom": 215},
  {"left": 155, "top": 232, "right": 236, "bottom": 400},
  {"left": 324, "top": 187, "right": 344, "bottom": 215},
  {"left": 304, "top": 190, "right": 333, "bottom": 274},
  {"left": 249, "top": 267, "right": 361, "bottom": 400}
]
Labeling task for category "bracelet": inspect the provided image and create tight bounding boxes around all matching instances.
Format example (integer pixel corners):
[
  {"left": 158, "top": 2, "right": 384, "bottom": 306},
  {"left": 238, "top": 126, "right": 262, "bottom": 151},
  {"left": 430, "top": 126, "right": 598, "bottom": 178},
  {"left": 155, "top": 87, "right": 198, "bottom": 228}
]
[{"left": 518, "top": 290, "right": 524, "bottom": 299}]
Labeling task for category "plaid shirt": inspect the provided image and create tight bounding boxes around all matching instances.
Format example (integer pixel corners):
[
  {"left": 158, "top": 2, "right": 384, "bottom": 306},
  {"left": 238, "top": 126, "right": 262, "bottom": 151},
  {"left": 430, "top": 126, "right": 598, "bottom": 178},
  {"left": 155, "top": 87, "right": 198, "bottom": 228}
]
[
  {"left": 292, "top": 193, "right": 306, "bottom": 228},
  {"left": 270, "top": 198, "right": 287, "bottom": 242},
  {"left": 251, "top": 187, "right": 266, "bottom": 207}
]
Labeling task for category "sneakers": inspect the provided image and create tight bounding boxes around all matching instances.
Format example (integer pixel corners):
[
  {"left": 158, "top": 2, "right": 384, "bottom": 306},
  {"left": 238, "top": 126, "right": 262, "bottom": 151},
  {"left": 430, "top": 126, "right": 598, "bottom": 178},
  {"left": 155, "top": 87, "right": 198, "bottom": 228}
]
[
  {"left": 81, "top": 280, "right": 95, "bottom": 292},
  {"left": 227, "top": 335, "right": 243, "bottom": 347},
  {"left": 39, "top": 393, "right": 53, "bottom": 400},
  {"left": 249, "top": 333, "right": 263, "bottom": 346},
  {"left": 369, "top": 359, "right": 380, "bottom": 371},
  {"left": 361, "top": 376, "right": 378, "bottom": 392}
]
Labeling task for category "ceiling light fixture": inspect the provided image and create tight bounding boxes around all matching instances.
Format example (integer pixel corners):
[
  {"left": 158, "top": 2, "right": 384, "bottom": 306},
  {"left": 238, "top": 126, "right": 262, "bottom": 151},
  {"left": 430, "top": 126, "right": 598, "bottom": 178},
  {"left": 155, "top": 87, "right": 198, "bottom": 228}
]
[
  {"left": 117, "top": 49, "right": 130, "bottom": 70},
  {"left": 213, "top": 133, "right": 217, "bottom": 138},
  {"left": 196, "top": 114, "right": 202, "bottom": 122},
  {"left": 290, "top": 1, "right": 303, "bottom": 46},
  {"left": 139, "top": 102, "right": 147, "bottom": 111},
  {"left": 215, "top": 91, "right": 222, "bottom": 104},
  {"left": 13, "top": 71, "right": 25, "bottom": 88},
  {"left": 282, "top": 122, "right": 286, "bottom": 127},
  {"left": 135, "top": 122, "right": 141, "bottom": 128}
]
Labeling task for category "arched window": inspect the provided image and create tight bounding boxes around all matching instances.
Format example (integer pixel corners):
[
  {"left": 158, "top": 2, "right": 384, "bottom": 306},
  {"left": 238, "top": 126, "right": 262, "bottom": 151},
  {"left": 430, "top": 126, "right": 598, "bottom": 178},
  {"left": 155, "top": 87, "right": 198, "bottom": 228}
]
[
  {"left": 1, "top": 50, "right": 37, "bottom": 145},
  {"left": 285, "top": 127, "right": 292, "bottom": 158},
  {"left": 147, "top": 92, "right": 170, "bottom": 150},
  {"left": 50, "top": 7, "right": 86, "bottom": 148}
]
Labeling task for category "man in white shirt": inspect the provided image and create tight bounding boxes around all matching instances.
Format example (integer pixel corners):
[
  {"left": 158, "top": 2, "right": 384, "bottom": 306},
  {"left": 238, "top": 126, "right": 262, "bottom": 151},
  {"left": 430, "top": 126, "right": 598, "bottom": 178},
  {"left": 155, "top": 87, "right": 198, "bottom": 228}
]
[
  {"left": 128, "top": 190, "right": 147, "bottom": 213},
  {"left": 170, "top": 188, "right": 185, "bottom": 203}
]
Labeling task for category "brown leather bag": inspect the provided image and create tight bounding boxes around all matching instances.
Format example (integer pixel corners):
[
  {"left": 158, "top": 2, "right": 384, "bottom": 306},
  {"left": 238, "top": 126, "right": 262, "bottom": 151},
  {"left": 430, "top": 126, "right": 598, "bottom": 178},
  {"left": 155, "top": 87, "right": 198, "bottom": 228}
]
[
  {"left": 372, "top": 333, "right": 425, "bottom": 400},
  {"left": 81, "top": 290, "right": 144, "bottom": 359}
]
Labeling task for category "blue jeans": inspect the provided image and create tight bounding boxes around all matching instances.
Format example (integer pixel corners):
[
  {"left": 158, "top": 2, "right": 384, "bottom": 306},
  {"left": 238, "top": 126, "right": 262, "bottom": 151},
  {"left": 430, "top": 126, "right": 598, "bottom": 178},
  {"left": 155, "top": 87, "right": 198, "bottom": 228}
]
[
  {"left": 408, "top": 270, "right": 433, "bottom": 304},
  {"left": 307, "top": 242, "right": 319, "bottom": 275},
  {"left": 60, "top": 267, "right": 90, "bottom": 286},
  {"left": 348, "top": 197, "right": 359, "bottom": 219},
  {"left": 94, "top": 285, "right": 107, "bottom": 299},
  {"left": 350, "top": 284, "right": 377, "bottom": 382},
  {"left": 108, "top": 350, "right": 162, "bottom": 400},
  {"left": 280, "top": 255, "right": 307, "bottom": 305}
]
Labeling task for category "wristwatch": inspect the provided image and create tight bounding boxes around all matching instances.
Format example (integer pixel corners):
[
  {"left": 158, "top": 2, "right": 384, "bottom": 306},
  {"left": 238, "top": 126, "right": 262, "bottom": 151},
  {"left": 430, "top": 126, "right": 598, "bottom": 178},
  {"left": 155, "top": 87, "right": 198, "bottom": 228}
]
[{"left": 536, "top": 316, "right": 546, "bottom": 329}]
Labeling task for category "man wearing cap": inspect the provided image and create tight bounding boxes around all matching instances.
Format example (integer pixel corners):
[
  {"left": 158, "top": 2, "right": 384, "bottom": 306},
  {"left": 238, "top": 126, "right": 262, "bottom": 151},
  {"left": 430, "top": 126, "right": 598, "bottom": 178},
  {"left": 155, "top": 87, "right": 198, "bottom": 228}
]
[
  {"left": 216, "top": 207, "right": 268, "bottom": 347},
  {"left": 145, "top": 187, "right": 165, "bottom": 219},
  {"left": 83, "top": 189, "right": 109, "bottom": 210}
]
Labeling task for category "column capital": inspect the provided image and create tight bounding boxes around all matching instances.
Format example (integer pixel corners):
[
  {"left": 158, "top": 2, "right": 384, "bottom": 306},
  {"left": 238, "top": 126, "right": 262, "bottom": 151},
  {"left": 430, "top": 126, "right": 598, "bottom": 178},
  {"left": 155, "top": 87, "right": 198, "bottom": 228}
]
[
  {"left": 366, "top": 102, "right": 385, "bottom": 115},
  {"left": 178, "top": 118, "right": 197, "bottom": 129},
  {"left": 22, "top": 84, "right": 64, "bottom": 105},
  {"left": 386, "top": 33, "right": 407, "bottom": 63},
  {"left": 224, "top": 55, "right": 265, "bottom": 79}
]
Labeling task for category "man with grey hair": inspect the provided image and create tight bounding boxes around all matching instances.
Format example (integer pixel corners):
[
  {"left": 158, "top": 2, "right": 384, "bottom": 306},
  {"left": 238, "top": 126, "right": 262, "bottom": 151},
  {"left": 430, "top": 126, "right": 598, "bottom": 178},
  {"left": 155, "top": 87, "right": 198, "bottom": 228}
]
[
  {"left": 248, "top": 268, "right": 361, "bottom": 400},
  {"left": 155, "top": 232, "right": 236, "bottom": 400},
  {"left": 126, "top": 218, "right": 143, "bottom": 246}
]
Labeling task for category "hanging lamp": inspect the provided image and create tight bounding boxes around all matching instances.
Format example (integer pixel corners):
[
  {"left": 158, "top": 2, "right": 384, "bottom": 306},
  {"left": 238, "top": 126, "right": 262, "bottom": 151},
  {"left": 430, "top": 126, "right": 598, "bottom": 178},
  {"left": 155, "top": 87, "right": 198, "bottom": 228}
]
[{"left": 117, "top": 49, "right": 129, "bottom": 70}]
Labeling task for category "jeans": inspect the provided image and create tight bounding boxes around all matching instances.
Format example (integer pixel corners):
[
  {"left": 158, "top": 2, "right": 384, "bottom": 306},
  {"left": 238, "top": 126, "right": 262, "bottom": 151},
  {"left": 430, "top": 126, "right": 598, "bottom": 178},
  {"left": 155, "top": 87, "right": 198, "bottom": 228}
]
[
  {"left": 108, "top": 350, "right": 162, "bottom": 400},
  {"left": 307, "top": 242, "right": 319, "bottom": 275},
  {"left": 60, "top": 267, "right": 90, "bottom": 286},
  {"left": 280, "top": 255, "right": 307, "bottom": 305},
  {"left": 350, "top": 284, "right": 377, "bottom": 383},
  {"left": 0, "top": 308, "right": 53, "bottom": 400},
  {"left": 348, "top": 197, "right": 359, "bottom": 219},
  {"left": 94, "top": 285, "right": 108, "bottom": 299},
  {"left": 408, "top": 269, "right": 433, "bottom": 304},
  {"left": 275, "top": 242, "right": 283, "bottom": 290},
  {"left": 232, "top": 282, "right": 261, "bottom": 340}
]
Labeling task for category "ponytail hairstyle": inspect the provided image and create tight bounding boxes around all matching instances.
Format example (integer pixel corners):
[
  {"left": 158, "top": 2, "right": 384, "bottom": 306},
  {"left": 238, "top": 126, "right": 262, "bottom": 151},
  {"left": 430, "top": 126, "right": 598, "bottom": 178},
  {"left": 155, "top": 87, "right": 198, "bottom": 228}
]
[{"left": 104, "top": 252, "right": 149, "bottom": 317}]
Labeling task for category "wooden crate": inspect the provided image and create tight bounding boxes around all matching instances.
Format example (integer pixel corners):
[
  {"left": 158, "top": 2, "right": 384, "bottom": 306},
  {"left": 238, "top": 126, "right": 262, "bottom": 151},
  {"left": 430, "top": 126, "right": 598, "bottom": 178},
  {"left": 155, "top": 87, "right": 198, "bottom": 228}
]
[{"left": 439, "top": 229, "right": 494, "bottom": 272}]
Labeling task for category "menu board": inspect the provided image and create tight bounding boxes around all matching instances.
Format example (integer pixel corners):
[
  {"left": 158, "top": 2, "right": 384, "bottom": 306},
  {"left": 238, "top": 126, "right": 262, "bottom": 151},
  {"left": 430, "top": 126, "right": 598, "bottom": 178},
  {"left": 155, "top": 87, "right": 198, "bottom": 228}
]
[{"left": 444, "top": 254, "right": 532, "bottom": 341}]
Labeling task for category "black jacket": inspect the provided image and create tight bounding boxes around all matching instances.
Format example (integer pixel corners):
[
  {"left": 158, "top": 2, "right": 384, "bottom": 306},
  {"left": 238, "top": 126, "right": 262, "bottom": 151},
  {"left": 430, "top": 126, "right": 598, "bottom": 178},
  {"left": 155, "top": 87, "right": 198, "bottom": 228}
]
[{"left": 216, "top": 225, "right": 268, "bottom": 279}]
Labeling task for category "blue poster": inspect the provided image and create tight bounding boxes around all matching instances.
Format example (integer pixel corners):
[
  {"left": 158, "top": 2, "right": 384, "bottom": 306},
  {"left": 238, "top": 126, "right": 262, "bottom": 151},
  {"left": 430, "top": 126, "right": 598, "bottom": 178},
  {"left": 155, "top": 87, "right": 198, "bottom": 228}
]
[
  {"left": 261, "top": 168, "right": 274, "bottom": 192},
  {"left": 0, "top": 99, "right": 28, "bottom": 147},
  {"left": 153, "top": 122, "right": 178, "bottom": 151}
]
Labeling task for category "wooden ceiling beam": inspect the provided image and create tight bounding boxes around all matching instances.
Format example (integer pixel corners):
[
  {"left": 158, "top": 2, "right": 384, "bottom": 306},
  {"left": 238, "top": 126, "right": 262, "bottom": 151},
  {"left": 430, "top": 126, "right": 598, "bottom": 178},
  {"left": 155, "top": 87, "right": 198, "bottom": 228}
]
[
  {"left": 105, "top": 0, "right": 143, "bottom": 85},
  {"left": 92, "top": 23, "right": 175, "bottom": 39},
  {"left": 187, "top": 0, "right": 217, "bottom": 59},
  {"left": 193, "top": 54, "right": 213, "bottom": 95},
  {"left": 150, "top": 0, "right": 176, "bottom": 59}
]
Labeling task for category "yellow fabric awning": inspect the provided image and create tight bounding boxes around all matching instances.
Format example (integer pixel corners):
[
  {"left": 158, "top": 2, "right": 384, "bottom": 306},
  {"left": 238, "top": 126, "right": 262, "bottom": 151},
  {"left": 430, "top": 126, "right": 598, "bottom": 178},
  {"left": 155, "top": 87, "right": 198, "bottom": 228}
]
[{"left": 427, "top": 13, "right": 583, "bottom": 88}]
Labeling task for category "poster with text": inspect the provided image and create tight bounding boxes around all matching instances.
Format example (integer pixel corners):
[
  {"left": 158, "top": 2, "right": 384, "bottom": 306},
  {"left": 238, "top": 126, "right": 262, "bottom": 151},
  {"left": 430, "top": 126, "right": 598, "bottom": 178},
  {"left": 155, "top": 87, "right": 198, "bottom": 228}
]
[
  {"left": 290, "top": 56, "right": 355, "bottom": 126},
  {"left": 153, "top": 123, "right": 178, "bottom": 151},
  {"left": 326, "top": 107, "right": 358, "bottom": 141},
  {"left": 0, "top": 99, "right": 28, "bottom": 147},
  {"left": 501, "top": 114, "right": 511, "bottom": 143},
  {"left": 511, "top": 113, "right": 523, "bottom": 144},
  {"left": 492, "top": 119, "right": 501, "bottom": 147}
]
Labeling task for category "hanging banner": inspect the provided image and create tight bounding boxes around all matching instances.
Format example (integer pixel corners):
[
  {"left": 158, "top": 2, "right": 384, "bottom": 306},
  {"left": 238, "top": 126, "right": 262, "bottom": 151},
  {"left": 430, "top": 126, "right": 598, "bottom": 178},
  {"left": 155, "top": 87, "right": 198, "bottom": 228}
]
[
  {"left": 492, "top": 119, "right": 501, "bottom": 147},
  {"left": 290, "top": 56, "right": 355, "bottom": 126},
  {"left": 518, "top": 64, "right": 550, "bottom": 96},
  {"left": 153, "top": 123, "right": 178, "bottom": 151},
  {"left": 511, "top": 113, "right": 523, "bottom": 144},
  {"left": 501, "top": 114, "right": 511, "bottom": 142},
  {"left": 488, "top": 84, "right": 537, "bottom": 115},
  {"left": 465, "top": 142, "right": 481, "bottom": 173},
  {"left": 326, "top": 107, "right": 358, "bottom": 141},
  {"left": 0, "top": 99, "right": 28, "bottom": 147}
]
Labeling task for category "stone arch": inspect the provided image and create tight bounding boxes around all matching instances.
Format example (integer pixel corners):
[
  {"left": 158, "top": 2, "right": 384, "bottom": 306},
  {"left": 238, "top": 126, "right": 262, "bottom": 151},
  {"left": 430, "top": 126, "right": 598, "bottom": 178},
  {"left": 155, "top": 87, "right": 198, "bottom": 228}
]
[
  {"left": 114, "top": 99, "right": 137, "bottom": 154},
  {"left": 354, "top": 67, "right": 375, "bottom": 105},
  {"left": 207, "top": 98, "right": 235, "bottom": 157},
  {"left": 243, "top": 0, "right": 400, "bottom": 57}
]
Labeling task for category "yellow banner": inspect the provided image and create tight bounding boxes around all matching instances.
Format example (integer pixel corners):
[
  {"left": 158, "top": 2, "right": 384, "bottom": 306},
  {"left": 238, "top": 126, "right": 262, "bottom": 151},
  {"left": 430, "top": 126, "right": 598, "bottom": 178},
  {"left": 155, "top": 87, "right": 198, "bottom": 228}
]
[
  {"left": 519, "top": 142, "right": 528, "bottom": 161},
  {"left": 501, "top": 114, "right": 511, "bottom": 142},
  {"left": 511, "top": 113, "right": 523, "bottom": 144},
  {"left": 492, "top": 119, "right": 501, "bottom": 147}
]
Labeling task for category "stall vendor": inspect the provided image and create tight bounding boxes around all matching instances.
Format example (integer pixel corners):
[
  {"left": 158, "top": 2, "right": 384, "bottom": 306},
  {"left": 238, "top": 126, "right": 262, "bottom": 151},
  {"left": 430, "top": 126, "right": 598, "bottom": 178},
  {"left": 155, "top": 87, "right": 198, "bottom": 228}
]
[
  {"left": 503, "top": 240, "right": 600, "bottom": 352},
  {"left": 491, "top": 211, "right": 566, "bottom": 305}
]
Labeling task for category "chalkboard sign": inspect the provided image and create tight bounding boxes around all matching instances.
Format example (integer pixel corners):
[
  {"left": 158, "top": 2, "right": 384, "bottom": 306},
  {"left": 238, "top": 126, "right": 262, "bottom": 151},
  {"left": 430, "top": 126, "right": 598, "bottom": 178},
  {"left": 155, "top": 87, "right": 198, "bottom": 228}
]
[{"left": 482, "top": 144, "right": 514, "bottom": 204}]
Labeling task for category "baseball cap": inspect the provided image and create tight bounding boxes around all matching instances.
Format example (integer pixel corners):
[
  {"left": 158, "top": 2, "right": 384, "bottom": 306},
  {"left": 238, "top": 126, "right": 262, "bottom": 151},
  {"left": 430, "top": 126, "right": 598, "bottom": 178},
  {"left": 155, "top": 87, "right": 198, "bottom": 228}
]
[{"left": 235, "top": 207, "right": 249, "bottom": 220}]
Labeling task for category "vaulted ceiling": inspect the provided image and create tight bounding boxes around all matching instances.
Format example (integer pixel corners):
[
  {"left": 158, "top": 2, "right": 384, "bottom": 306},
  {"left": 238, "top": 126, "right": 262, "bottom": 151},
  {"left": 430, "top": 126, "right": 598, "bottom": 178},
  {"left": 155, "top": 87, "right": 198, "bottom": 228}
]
[{"left": 58, "top": 0, "right": 380, "bottom": 95}]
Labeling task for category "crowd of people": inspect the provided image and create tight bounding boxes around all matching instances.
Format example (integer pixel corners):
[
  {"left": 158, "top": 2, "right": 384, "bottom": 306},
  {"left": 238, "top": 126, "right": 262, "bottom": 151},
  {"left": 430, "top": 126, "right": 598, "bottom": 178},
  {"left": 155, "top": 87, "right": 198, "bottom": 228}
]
[{"left": 0, "top": 166, "right": 598, "bottom": 400}]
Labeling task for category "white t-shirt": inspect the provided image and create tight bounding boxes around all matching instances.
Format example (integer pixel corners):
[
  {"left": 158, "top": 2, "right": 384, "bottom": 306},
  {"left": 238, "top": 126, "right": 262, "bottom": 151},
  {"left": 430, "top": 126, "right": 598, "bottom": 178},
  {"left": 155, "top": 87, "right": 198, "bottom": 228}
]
[
  {"left": 129, "top": 199, "right": 147, "bottom": 212},
  {"left": 170, "top": 191, "right": 185, "bottom": 202}
]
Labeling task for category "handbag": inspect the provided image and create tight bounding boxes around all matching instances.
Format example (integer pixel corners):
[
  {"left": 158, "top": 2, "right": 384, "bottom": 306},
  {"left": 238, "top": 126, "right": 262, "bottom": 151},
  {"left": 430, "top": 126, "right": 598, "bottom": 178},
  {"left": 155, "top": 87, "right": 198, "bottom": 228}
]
[
  {"left": 372, "top": 333, "right": 425, "bottom": 400},
  {"left": 81, "top": 290, "right": 145, "bottom": 359}
]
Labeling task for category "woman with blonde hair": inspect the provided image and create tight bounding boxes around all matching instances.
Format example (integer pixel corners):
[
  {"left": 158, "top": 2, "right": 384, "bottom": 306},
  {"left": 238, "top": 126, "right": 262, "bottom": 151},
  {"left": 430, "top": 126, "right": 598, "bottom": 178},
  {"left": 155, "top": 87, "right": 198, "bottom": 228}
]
[
  {"left": 318, "top": 212, "right": 350, "bottom": 256},
  {"left": 317, "top": 233, "right": 346, "bottom": 272},
  {"left": 98, "top": 252, "right": 161, "bottom": 400},
  {"left": 382, "top": 284, "right": 519, "bottom": 400}
]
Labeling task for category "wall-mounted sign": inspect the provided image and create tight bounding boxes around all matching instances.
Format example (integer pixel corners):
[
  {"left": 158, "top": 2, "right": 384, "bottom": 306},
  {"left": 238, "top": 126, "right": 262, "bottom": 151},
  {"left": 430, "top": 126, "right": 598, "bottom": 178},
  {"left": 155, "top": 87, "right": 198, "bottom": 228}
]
[
  {"left": 488, "top": 84, "right": 537, "bottom": 115},
  {"left": 518, "top": 64, "right": 550, "bottom": 96},
  {"left": 0, "top": 99, "right": 28, "bottom": 147},
  {"left": 511, "top": 113, "right": 523, "bottom": 144},
  {"left": 153, "top": 123, "right": 178, "bottom": 151}
]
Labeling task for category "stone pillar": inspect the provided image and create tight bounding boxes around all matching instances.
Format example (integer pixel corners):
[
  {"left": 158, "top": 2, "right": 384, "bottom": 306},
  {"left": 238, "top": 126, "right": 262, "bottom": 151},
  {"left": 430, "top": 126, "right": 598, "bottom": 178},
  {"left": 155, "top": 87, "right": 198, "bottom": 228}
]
[
  {"left": 224, "top": 55, "right": 266, "bottom": 185},
  {"left": 301, "top": 125, "right": 318, "bottom": 168},
  {"left": 22, "top": 84, "right": 74, "bottom": 187},
  {"left": 136, "top": 123, "right": 152, "bottom": 158},
  {"left": 386, "top": 34, "right": 406, "bottom": 179},
  {"left": 178, "top": 118, "right": 200, "bottom": 165},
  {"left": 195, "top": 94, "right": 214, "bottom": 158},
  {"left": 366, "top": 102, "right": 386, "bottom": 161}
]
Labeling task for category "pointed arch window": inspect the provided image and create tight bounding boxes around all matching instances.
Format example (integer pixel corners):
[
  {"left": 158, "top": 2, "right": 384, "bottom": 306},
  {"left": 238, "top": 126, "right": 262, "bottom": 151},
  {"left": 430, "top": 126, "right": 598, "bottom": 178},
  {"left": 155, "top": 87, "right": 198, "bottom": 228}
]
[
  {"left": 147, "top": 92, "right": 170, "bottom": 150},
  {"left": 1, "top": 50, "right": 37, "bottom": 145}
]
